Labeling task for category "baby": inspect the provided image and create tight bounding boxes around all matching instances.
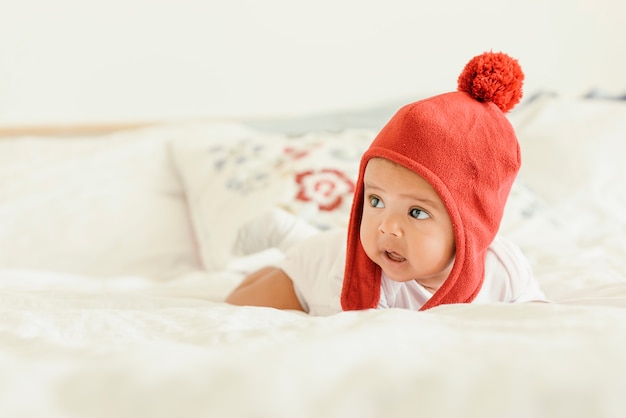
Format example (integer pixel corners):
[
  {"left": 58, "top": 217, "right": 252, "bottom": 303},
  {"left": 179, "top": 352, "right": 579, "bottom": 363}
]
[{"left": 226, "top": 51, "right": 547, "bottom": 315}]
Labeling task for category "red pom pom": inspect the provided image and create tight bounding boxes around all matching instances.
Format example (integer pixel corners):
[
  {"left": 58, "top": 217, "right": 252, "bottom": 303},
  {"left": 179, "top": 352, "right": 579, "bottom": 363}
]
[{"left": 457, "top": 51, "right": 524, "bottom": 113}]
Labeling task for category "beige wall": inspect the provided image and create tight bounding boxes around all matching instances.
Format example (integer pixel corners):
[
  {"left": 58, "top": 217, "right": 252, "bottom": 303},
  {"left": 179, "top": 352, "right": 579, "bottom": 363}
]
[{"left": 0, "top": 0, "right": 624, "bottom": 126}]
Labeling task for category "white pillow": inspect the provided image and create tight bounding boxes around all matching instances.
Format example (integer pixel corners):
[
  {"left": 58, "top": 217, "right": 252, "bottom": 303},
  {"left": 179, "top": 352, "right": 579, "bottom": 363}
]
[
  {"left": 170, "top": 125, "right": 552, "bottom": 272},
  {"left": 0, "top": 123, "right": 242, "bottom": 279},
  {"left": 510, "top": 95, "right": 626, "bottom": 206},
  {"left": 170, "top": 129, "right": 374, "bottom": 271}
]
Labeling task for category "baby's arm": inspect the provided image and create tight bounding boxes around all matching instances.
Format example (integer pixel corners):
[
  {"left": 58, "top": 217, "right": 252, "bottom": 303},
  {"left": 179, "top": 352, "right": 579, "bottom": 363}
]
[{"left": 225, "top": 266, "right": 305, "bottom": 311}]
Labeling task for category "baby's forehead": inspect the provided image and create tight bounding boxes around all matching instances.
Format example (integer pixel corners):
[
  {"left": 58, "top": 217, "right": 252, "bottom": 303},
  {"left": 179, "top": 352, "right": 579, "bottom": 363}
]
[
  {"left": 364, "top": 157, "right": 424, "bottom": 179},
  {"left": 364, "top": 157, "right": 435, "bottom": 191},
  {"left": 366, "top": 155, "right": 449, "bottom": 197}
]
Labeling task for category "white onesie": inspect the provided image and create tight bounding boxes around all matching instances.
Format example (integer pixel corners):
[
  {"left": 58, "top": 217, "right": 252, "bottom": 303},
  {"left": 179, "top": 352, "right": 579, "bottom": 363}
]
[{"left": 277, "top": 229, "right": 547, "bottom": 316}]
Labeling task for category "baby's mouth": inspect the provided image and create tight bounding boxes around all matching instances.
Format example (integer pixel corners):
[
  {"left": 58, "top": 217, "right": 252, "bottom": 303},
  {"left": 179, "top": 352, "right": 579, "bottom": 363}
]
[{"left": 385, "top": 250, "right": 406, "bottom": 263}]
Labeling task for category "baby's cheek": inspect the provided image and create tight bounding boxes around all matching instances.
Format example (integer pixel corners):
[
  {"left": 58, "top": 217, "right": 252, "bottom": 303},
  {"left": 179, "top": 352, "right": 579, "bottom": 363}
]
[{"left": 359, "top": 222, "right": 376, "bottom": 257}]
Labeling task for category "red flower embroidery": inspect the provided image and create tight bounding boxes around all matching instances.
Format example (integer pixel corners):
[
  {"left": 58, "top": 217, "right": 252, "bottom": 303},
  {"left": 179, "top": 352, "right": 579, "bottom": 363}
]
[{"left": 295, "top": 168, "right": 355, "bottom": 211}]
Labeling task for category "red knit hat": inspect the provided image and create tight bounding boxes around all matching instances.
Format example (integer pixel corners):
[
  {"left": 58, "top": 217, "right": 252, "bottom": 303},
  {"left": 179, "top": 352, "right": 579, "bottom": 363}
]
[{"left": 341, "top": 51, "right": 524, "bottom": 311}]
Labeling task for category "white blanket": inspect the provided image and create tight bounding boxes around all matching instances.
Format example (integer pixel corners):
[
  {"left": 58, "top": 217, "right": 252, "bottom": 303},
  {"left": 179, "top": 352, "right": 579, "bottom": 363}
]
[{"left": 1, "top": 95, "right": 625, "bottom": 418}]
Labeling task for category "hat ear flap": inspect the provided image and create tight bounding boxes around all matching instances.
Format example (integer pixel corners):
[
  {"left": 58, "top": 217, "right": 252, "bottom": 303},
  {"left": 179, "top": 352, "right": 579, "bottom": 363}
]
[{"left": 341, "top": 162, "right": 381, "bottom": 310}]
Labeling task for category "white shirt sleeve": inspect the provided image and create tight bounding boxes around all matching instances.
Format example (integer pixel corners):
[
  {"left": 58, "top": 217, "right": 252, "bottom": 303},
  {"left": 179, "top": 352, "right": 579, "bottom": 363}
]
[
  {"left": 276, "top": 229, "right": 346, "bottom": 315},
  {"left": 475, "top": 235, "right": 549, "bottom": 303}
]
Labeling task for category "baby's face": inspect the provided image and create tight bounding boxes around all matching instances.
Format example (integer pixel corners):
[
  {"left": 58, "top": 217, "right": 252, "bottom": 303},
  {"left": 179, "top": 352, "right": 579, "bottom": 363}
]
[{"left": 360, "top": 158, "right": 455, "bottom": 293}]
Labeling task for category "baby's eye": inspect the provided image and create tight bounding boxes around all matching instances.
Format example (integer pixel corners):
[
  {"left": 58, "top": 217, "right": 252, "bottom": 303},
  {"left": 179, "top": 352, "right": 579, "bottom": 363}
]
[
  {"left": 369, "top": 196, "right": 384, "bottom": 208},
  {"left": 409, "top": 208, "right": 430, "bottom": 219}
]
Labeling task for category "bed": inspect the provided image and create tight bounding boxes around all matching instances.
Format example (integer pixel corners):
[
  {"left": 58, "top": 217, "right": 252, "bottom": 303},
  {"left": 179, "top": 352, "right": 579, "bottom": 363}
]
[{"left": 1, "top": 92, "right": 625, "bottom": 418}]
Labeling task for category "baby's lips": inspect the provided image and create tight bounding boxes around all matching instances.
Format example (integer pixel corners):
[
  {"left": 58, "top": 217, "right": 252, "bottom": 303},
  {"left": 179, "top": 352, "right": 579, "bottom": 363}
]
[{"left": 385, "top": 250, "right": 406, "bottom": 262}]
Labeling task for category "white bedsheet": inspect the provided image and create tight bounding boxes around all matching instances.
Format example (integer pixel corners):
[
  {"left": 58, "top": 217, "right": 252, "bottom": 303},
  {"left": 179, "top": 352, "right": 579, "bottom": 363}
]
[
  {"left": 1, "top": 268, "right": 626, "bottom": 418},
  {"left": 1, "top": 95, "right": 625, "bottom": 418}
]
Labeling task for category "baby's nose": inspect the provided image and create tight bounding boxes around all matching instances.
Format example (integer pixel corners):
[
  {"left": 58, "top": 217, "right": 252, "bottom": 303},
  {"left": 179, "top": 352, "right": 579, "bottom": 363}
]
[{"left": 378, "top": 212, "right": 403, "bottom": 237}]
